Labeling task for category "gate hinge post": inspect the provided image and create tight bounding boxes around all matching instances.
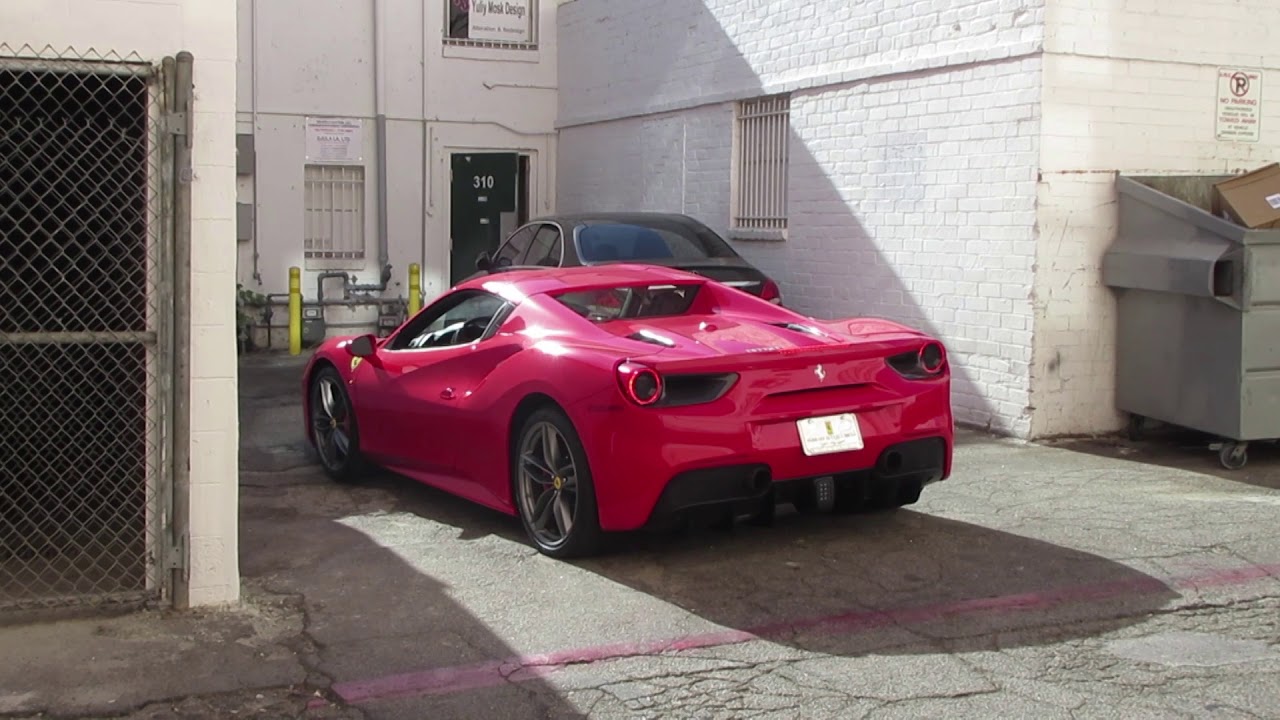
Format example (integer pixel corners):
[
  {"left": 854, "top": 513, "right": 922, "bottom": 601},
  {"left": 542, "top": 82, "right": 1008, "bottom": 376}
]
[
  {"left": 162, "top": 111, "right": 188, "bottom": 137},
  {"left": 164, "top": 532, "right": 187, "bottom": 571}
]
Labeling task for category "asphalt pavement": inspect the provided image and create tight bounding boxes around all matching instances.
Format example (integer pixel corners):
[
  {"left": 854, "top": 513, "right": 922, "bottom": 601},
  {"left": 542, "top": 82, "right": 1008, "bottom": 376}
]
[{"left": 2, "top": 351, "right": 1278, "bottom": 719}]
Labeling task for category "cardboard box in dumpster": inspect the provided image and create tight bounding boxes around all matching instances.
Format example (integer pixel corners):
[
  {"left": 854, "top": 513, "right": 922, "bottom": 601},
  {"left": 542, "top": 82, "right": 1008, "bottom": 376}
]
[{"left": 1212, "top": 163, "right": 1280, "bottom": 229}]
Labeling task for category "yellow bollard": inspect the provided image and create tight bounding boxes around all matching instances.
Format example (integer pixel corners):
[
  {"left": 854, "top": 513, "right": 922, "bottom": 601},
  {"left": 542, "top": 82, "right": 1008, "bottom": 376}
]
[
  {"left": 408, "top": 263, "right": 422, "bottom": 316},
  {"left": 288, "top": 266, "right": 302, "bottom": 355}
]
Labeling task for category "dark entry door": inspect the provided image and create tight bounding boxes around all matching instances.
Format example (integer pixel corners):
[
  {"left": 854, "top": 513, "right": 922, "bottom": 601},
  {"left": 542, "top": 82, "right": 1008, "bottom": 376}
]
[{"left": 450, "top": 153, "right": 520, "bottom": 286}]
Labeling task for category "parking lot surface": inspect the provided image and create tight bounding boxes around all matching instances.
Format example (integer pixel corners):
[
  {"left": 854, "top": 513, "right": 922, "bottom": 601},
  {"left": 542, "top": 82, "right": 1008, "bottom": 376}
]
[{"left": 4, "top": 352, "right": 1278, "bottom": 719}]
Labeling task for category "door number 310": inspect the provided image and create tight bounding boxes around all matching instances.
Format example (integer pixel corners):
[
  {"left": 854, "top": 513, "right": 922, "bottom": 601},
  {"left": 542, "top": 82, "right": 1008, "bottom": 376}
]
[{"left": 473, "top": 175, "right": 495, "bottom": 189}]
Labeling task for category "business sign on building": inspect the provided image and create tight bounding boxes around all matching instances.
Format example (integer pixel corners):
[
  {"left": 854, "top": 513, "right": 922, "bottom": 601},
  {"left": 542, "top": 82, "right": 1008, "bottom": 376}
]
[
  {"left": 469, "top": 0, "right": 531, "bottom": 43},
  {"left": 305, "top": 117, "right": 364, "bottom": 164}
]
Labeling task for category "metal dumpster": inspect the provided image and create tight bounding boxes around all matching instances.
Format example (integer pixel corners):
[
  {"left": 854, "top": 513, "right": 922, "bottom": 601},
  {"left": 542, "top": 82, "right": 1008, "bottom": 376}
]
[{"left": 1102, "top": 174, "right": 1280, "bottom": 469}]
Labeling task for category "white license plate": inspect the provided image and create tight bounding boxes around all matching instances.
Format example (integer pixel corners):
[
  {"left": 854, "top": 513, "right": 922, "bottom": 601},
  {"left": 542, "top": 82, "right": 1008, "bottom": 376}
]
[{"left": 796, "top": 413, "right": 865, "bottom": 456}]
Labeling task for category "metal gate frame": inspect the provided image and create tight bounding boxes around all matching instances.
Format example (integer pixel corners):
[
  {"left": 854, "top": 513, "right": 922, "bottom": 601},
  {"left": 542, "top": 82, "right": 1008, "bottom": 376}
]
[{"left": 0, "top": 44, "right": 193, "bottom": 616}]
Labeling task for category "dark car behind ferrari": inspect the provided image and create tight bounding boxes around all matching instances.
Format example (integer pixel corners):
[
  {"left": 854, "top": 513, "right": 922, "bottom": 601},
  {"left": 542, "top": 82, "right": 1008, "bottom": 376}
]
[{"left": 471, "top": 212, "right": 783, "bottom": 304}]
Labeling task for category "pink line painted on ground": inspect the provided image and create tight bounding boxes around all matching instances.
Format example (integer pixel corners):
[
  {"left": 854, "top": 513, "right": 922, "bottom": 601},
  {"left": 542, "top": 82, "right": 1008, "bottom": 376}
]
[{"left": 308, "top": 561, "right": 1280, "bottom": 710}]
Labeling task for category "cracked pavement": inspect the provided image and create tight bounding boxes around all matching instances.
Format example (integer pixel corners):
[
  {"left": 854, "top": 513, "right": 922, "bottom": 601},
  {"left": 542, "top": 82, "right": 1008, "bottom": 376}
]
[{"left": 2, "top": 352, "right": 1278, "bottom": 719}]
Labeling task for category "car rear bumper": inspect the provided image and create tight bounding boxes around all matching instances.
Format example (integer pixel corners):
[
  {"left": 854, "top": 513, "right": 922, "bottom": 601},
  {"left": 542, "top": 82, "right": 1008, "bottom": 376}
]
[
  {"left": 643, "top": 435, "right": 948, "bottom": 528},
  {"left": 572, "top": 383, "right": 954, "bottom": 532}
]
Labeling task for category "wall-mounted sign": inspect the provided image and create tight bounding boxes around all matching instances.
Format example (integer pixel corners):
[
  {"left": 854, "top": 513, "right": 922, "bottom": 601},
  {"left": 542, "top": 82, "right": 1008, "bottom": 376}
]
[
  {"left": 305, "top": 117, "right": 364, "bottom": 164},
  {"left": 1216, "top": 68, "right": 1262, "bottom": 143},
  {"left": 469, "top": 0, "right": 531, "bottom": 43}
]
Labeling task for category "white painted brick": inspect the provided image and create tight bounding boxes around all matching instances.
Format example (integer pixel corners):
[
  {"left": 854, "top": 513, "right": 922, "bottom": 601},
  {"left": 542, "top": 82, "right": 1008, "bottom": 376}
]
[
  {"left": 557, "top": 0, "right": 1048, "bottom": 435},
  {"left": 1031, "top": 0, "right": 1280, "bottom": 438}
]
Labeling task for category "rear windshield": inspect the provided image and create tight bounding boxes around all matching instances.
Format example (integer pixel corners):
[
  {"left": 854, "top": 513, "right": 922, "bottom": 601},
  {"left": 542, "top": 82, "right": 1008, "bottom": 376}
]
[
  {"left": 574, "top": 219, "right": 737, "bottom": 262},
  {"left": 554, "top": 283, "right": 700, "bottom": 323}
]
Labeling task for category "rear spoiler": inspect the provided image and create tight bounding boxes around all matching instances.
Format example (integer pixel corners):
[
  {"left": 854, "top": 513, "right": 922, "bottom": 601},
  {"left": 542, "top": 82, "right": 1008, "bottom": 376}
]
[{"left": 647, "top": 334, "right": 931, "bottom": 375}]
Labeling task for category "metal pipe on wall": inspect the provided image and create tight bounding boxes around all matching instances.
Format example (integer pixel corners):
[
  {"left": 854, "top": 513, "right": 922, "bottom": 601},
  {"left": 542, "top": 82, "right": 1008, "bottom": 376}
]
[
  {"left": 315, "top": 271, "right": 349, "bottom": 305},
  {"left": 264, "top": 292, "right": 290, "bottom": 348},
  {"left": 267, "top": 297, "right": 386, "bottom": 308},
  {"left": 258, "top": 294, "right": 389, "bottom": 349},
  {"left": 420, "top": 0, "right": 427, "bottom": 287},
  {"left": 364, "top": 0, "right": 391, "bottom": 290},
  {"left": 250, "top": 0, "right": 261, "bottom": 284}
]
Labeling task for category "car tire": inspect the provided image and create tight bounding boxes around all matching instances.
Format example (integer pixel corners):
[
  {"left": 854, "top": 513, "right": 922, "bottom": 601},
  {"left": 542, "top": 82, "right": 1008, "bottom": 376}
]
[
  {"left": 512, "top": 405, "right": 603, "bottom": 558},
  {"left": 308, "top": 365, "right": 366, "bottom": 484}
]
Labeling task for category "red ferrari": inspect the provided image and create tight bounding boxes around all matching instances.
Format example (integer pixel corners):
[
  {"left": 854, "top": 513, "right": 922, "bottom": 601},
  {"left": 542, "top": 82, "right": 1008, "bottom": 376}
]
[{"left": 301, "top": 264, "right": 954, "bottom": 557}]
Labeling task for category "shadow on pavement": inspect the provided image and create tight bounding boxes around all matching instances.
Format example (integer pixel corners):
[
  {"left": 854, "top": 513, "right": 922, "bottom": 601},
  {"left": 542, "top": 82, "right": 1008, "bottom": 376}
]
[
  {"left": 567, "top": 505, "right": 1181, "bottom": 659},
  {"left": 238, "top": 354, "right": 584, "bottom": 719},
  {"left": 1043, "top": 422, "right": 1280, "bottom": 492},
  {"left": 243, "top": 354, "right": 1178, "bottom": 680}
]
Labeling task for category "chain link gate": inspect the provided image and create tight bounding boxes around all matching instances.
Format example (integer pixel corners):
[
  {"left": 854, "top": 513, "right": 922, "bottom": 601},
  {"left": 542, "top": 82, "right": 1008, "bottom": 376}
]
[{"left": 0, "top": 44, "right": 190, "bottom": 614}]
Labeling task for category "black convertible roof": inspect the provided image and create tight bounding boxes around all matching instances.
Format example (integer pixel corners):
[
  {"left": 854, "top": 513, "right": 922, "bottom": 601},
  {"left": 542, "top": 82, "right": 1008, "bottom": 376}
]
[{"left": 527, "top": 211, "right": 707, "bottom": 228}]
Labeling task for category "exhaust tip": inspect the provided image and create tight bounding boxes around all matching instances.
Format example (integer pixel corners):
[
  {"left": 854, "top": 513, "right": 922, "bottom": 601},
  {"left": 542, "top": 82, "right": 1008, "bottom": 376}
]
[{"left": 885, "top": 451, "right": 904, "bottom": 472}]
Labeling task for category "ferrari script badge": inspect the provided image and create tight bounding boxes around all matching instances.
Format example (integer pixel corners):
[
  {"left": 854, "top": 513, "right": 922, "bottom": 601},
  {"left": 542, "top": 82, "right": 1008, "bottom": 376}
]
[{"left": 814, "top": 364, "right": 826, "bottom": 382}]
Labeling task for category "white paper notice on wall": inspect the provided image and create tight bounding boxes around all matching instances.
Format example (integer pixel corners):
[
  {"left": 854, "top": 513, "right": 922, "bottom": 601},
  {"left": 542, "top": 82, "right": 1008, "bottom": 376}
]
[
  {"left": 305, "top": 117, "right": 364, "bottom": 164},
  {"left": 1267, "top": 193, "right": 1280, "bottom": 210},
  {"left": 1216, "top": 68, "right": 1263, "bottom": 143},
  {"left": 468, "top": 0, "right": 531, "bottom": 43}
]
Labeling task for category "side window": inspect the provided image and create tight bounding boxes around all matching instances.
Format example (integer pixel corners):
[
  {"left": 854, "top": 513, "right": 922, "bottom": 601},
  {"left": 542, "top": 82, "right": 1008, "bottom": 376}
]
[
  {"left": 493, "top": 225, "right": 537, "bottom": 268},
  {"left": 389, "top": 291, "right": 508, "bottom": 350},
  {"left": 524, "top": 225, "right": 562, "bottom": 267}
]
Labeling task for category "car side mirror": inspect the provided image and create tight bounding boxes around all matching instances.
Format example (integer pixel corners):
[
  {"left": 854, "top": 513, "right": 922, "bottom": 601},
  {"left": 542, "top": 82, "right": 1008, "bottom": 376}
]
[
  {"left": 475, "top": 251, "right": 491, "bottom": 271},
  {"left": 346, "top": 334, "right": 377, "bottom": 358}
]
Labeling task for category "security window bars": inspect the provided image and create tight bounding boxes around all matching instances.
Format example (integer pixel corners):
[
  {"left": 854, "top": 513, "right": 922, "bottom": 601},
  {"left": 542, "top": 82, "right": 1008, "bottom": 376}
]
[
  {"left": 733, "top": 94, "right": 790, "bottom": 232},
  {"left": 445, "top": 0, "right": 538, "bottom": 50},
  {"left": 304, "top": 164, "right": 366, "bottom": 262}
]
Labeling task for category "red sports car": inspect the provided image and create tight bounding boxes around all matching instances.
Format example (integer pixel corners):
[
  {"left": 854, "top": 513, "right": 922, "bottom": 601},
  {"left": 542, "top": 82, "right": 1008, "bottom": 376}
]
[{"left": 301, "top": 264, "right": 954, "bottom": 557}]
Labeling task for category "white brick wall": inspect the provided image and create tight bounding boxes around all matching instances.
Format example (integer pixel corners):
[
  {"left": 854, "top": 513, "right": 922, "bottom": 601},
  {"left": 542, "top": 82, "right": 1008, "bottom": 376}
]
[
  {"left": 1032, "top": 0, "right": 1280, "bottom": 437},
  {"left": 560, "top": 0, "right": 1280, "bottom": 439},
  {"left": 558, "top": 0, "right": 1045, "bottom": 435},
  {"left": 558, "top": 0, "right": 1045, "bottom": 128}
]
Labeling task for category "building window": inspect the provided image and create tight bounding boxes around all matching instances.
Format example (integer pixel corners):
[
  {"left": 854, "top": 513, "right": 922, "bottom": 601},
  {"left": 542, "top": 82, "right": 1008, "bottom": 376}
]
[
  {"left": 445, "top": 0, "right": 537, "bottom": 49},
  {"left": 304, "top": 164, "right": 366, "bottom": 261},
  {"left": 732, "top": 94, "right": 790, "bottom": 233}
]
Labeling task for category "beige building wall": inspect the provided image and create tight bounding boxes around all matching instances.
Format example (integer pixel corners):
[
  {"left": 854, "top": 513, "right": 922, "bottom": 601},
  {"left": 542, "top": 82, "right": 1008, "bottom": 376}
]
[
  {"left": 1, "top": 0, "right": 241, "bottom": 606},
  {"left": 236, "top": 0, "right": 560, "bottom": 336}
]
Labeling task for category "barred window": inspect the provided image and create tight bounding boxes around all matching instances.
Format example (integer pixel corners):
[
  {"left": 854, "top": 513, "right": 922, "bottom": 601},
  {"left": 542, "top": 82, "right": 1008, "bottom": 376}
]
[
  {"left": 445, "top": 0, "right": 538, "bottom": 50},
  {"left": 304, "top": 164, "right": 366, "bottom": 261},
  {"left": 732, "top": 94, "right": 790, "bottom": 232}
]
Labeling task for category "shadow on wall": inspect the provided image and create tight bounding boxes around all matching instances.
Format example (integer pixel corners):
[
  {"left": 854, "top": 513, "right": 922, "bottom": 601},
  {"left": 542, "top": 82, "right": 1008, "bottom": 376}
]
[{"left": 555, "top": 0, "right": 1043, "bottom": 436}]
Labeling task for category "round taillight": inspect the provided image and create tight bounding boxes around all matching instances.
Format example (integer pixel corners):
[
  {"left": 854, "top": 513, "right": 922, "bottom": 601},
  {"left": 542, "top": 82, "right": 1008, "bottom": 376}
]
[
  {"left": 617, "top": 362, "right": 663, "bottom": 405},
  {"left": 919, "top": 342, "right": 945, "bottom": 374},
  {"left": 628, "top": 369, "right": 662, "bottom": 405}
]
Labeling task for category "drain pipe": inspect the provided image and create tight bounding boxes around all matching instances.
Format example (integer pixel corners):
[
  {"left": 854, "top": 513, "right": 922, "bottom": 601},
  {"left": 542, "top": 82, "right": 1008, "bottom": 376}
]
[
  {"left": 352, "top": 0, "right": 392, "bottom": 293},
  {"left": 249, "top": 0, "right": 262, "bottom": 284}
]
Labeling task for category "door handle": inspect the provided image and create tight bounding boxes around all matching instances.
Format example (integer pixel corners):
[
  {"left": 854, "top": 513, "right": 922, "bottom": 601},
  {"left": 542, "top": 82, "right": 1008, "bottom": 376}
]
[{"left": 440, "top": 388, "right": 456, "bottom": 400}]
